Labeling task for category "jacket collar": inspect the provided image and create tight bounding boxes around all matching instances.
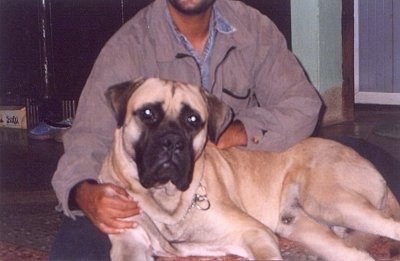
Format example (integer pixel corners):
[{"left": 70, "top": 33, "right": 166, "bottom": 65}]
[{"left": 147, "top": 0, "right": 253, "bottom": 62}]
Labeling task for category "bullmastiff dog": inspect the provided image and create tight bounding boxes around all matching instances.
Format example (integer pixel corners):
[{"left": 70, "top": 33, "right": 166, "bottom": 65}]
[{"left": 99, "top": 78, "right": 400, "bottom": 261}]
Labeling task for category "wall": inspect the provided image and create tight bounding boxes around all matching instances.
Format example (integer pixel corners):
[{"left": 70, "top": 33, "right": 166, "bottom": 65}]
[
  {"left": 291, "top": 0, "right": 344, "bottom": 125},
  {"left": 0, "top": 0, "right": 291, "bottom": 123},
  {"left": 0, "top": 0, "right": 154, "bottom": 122}
]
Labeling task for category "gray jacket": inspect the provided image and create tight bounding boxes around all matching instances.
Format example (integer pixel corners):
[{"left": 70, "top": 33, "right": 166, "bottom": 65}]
[{"left": 52, "top": 0, "right": 322, "bottom": 217}]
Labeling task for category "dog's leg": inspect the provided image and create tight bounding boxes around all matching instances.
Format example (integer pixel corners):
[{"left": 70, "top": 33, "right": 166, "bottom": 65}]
[
  {"left": 240, "top": 227, "right": 283, "bottom": 260},
  {"left": 198, "top": 208, "right": 282, "bottom": 260},
  {"left": 109, "top": 227, "right": 154, "bottom": 261},
  {"left": 165, "top": 220, "right": 282, "bottom": 259},
  {"left": 279, "top": 211, "right": 374, "bottom": 261},
  {"left": 332, "top": 227, "right": 378, "bottom": 250},
  {"left": 300, "top": 187, "right": 400, "bottom": 242},
  {"left": 319, "top": 196, "right": 400, "bottom": 242}
]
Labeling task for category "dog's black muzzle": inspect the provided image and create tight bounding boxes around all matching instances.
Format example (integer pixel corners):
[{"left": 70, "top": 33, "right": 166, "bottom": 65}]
[{"left": 135, "top": 127, "right": 195, "bottom": 191}]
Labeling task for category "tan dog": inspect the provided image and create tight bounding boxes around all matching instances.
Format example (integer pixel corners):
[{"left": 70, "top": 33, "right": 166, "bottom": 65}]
[{"left": 99, "top": 78, "right": 400, "bottom": 261}]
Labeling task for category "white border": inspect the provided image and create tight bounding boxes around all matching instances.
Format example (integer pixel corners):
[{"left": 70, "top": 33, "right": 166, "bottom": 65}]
[{"left": 354, "top": 0, "right": 400, "bottom": 105}]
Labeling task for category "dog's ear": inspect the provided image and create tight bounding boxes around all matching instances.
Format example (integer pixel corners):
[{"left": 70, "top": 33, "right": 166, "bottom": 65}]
[
  {"left": 105, "top": 79, "right": 146, "bottom": 127},
  {"left": 205, "top": 93, "right": 233, "bottom": 143}
]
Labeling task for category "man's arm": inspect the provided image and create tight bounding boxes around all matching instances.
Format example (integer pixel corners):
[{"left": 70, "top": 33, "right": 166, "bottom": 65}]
[
  {"left": 235, "top": 12, "right": 322, "bottom": 152},
  {"left": 216, "top": 120, "right": 247, "bottom": 148},
  {"left": 51, "top": 31, "right": 142, "bottom": 233}
]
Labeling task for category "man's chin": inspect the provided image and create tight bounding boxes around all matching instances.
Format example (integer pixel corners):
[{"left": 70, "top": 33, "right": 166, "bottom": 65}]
[{"left": 167, "top": 0, "right": 216, "bottom": 16}]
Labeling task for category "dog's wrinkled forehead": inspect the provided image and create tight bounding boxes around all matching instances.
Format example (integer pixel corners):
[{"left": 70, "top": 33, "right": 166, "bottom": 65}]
[{"left": 127, "top": 78, "right": 208, "bottom": 120}]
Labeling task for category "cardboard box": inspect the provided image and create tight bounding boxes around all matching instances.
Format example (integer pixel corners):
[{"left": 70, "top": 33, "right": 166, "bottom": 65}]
[{"left": 0, "top": 106, "right": 27, "bottom": 129}]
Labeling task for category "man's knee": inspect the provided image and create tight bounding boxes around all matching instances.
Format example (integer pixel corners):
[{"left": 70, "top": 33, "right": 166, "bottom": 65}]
[{"left": 49, "top": 215, "right": 111, "bottom": 260}]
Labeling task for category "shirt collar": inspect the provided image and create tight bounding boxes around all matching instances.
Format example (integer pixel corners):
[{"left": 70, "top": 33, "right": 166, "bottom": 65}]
[{"left": 214, "top": 6, "right": 236, "bottom": 34}]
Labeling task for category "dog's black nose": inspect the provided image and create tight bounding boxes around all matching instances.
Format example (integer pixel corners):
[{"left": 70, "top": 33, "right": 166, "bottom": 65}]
[{"left": 161, "top": 133, "right": 185, "bottom": 152}]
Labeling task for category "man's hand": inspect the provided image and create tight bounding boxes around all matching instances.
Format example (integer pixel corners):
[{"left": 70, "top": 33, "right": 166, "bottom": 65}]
[
  {"left": 216, "top": 120, "right": 247, "bottom": 149},
  {"left": 75, "top": 181, "right": 141, "bottom": 234}
]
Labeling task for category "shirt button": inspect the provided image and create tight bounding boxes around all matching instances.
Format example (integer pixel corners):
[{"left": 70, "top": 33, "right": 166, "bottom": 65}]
[{"left": 251, "top": 136, "right": 260, "bottom": 144}]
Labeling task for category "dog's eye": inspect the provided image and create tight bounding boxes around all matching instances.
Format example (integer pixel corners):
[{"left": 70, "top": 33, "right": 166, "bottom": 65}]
[
  {"left": 137, "top": 103, "right": 164, "bottom": 126},
  {"left": 139, "top": 107, "right": 157, "bottom": 123},
  {"left": 187, "top": 114, "right": 201, "bottom": 127},
  {"left": 180, "top": 104, "right": 204, "bottom": 130},
  {"left": 143, "top": 109, "right": 153, "bottom": 118}
]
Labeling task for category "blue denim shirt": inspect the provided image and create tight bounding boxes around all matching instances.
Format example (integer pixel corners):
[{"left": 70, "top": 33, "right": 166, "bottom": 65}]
[{"left": 165, "top": 3, "right": 236, "bottom": 90}]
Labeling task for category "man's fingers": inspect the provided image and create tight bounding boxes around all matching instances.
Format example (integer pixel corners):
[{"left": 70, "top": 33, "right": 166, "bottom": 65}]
[
  {"left": 102, "top": 195, "right": 140, "bottom": 212},
  {"left": 76, "top": 182, "right": 142, "bottom": 234},
  {"left": 102, "top": 183, "right": 130, "bottom": 199},
  {"left": 114, "top": 205, "right": 141, "bottom": 218},
  {"left": 91, "top": 192, "right": 141, "bottom": 233},
  {"left": 103, "top": 183, "right": 140, "bottom": 204},
  {"left": 97, "top": 221, "right": 137, "bottom": 234},
  {"left": 93, "top": 198, "right": 141, "bottom": 223},
  {"left": 98, "top": 222, "right": 120, "bottom": 234},
  {"left": 97, "top": 216, "right": 138, "bottom": 233}
]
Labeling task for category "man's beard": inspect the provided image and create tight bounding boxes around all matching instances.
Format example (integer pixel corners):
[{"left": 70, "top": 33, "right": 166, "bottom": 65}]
[{"left": 167, "top": 0, "right": 216, "bottom": 15}]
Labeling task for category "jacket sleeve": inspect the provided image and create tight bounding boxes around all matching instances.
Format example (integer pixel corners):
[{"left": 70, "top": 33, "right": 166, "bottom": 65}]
[
  {"left": 236, "top": 17, "right": 322, "bottom": 152},
  {"left": 51, "top": 37, "right": 136, "bottom": 218}
]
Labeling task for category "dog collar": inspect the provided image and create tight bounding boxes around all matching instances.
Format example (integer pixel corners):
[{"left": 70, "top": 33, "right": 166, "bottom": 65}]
[
  {"left": 176, "top": 182, "right": 211, "bottom": 224},
  {"left": 191, "top": 183, "right": 211, "bottom": 211}
]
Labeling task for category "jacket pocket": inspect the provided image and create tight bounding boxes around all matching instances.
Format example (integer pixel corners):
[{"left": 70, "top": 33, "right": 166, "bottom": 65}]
[
  {"left": 222, "top": 88, "right": 250, "bottom": 99},
  {"left": 221, "top": 86, "right": 253, "bottom": 113}
]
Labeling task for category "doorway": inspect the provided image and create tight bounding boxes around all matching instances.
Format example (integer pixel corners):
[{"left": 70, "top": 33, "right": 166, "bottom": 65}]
[{"left": 354, "top": 0, "right": 400, "bottom": 105}]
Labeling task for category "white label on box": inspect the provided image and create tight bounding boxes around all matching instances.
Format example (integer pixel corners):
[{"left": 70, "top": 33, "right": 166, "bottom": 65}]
[{"left": 0, "top": 106, "right": 27, "bottom": 129}]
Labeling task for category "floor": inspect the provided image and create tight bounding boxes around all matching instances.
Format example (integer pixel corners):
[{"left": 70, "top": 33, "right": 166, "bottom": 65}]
[{"left": 0, "top": 105, "right": 399, "bottom": 260}]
